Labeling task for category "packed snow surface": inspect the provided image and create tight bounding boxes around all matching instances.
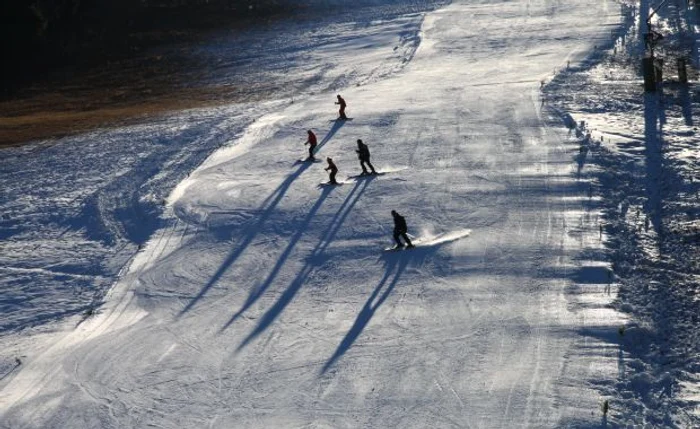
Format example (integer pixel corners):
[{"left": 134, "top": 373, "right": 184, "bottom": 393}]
[{"left": 0, "top": 0, "right": 639, "bottom": 427}]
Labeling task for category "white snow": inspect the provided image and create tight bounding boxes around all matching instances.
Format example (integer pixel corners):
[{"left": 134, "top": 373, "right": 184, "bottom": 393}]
[{"left": 5, "top": 0, "right": 698, "bottom": 427}]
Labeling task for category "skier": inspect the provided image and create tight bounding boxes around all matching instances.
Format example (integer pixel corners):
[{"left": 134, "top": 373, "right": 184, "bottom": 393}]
[
  {"left": 325, "top": 157, "right": 339, "bottom": 184},
  {"left": 335, "top": 95, "right": 348, "bottom": 120},
  {"left": 304, "top": 130, "right": 318, "bottom": 160},
  {"left": 391, "top": 210, "right": 414, "bottom": 249},
  {"left": 355, "top": 139, "right": 377, "bottom": 175}
]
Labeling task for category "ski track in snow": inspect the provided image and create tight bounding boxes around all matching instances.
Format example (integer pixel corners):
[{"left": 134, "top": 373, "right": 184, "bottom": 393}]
[{"left": 0, "top": 0, "right": 645, "bottom": 427}]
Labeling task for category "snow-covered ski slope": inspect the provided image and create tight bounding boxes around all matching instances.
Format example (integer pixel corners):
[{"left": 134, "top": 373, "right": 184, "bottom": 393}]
[{"left": 1, "top": 0, "right": 626, "bottom": 427}]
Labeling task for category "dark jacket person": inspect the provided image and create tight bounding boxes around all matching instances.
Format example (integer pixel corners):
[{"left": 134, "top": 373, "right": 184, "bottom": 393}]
[
  {"left": 356, "top": 139, "right": 377, "bottom": 175},
  {"left": 391, "top": 210, "right": 413, "bottom": 248}
]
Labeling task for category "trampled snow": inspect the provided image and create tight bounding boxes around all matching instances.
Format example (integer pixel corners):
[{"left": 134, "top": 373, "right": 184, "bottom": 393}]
[
  {"left": 542, "top": 1, "right": 700, "bottom": 425},
  {"left": 1, "top": 0, "right": 697, "bottom": 427}
]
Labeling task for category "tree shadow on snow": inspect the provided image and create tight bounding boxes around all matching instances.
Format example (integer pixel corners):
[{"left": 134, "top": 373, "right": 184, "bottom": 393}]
[
  {"left": 643, "top": 92, "right": 666, "bottom": 235},
  {"left": 678, "top": 85, "right": 694, "bottom": 127},
  {"left": 177, "top": 161, "right": 315, "bottom": 318},
  {"left": 229, "top": 177, "right": 376, "bottom": 346},
  {"left": 557, "top": 322, "right": 662, "bottom": 428}
]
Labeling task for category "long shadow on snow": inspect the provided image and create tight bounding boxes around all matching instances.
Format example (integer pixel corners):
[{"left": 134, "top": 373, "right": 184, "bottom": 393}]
[
  {"left": 557, "top": 322, "right": 665, "bottom": 428},
  {"left": 321, "top": 240, "right": 453, "bottom": 374},
  {"left": 178, "top": 161, "right": 315, "bottom": 317},
  {"left": 314, "top": 118, "right": 347, "bottom": 155},
  {"left": 584, "top": 136, "right": 693, "bottom": 426},
  {"left": 549, "top": 2, "right": 697, "bottom": 422},
  {"left": 221, "top": 184, "right": 335, "bottom": 332},
  {"left": 678, "top": 85, "right": 694, "bottom": 127},
  {"left": 545, "top": 3, "right": 696, "bottom": 424},
  {"left": 230, "top": 177, "right": 375, "bottom": 345},
  {"left": 643, "top": 92, "right": 667, "bottom": 235}
]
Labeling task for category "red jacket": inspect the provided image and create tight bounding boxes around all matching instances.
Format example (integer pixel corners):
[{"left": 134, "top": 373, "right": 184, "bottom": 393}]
[{"left": 307, "top": 131, "right": 317, "bottom": 146}]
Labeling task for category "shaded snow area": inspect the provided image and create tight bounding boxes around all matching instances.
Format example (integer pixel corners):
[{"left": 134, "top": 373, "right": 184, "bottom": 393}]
[
  {"left": 182, "top": 0, "right": 451, "bottom": 99},
  {"left": 0, "top": 0, "right": 441, "bottom": 358},
  {"left": 6, "top": 0, "right": 698, "bottom": 427},
  {"left": 544, "top": 0, "right": 700, "bottom": 426}
]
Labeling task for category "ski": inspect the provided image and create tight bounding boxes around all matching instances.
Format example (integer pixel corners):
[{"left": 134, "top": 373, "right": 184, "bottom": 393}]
[{"left": 347, "top": 172, "right": 385, "bottom": 180}]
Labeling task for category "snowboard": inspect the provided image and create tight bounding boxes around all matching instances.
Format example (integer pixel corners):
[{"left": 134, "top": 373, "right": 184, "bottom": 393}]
[{"left": 318, "top": 181, "right": 344, "bottom": 187}]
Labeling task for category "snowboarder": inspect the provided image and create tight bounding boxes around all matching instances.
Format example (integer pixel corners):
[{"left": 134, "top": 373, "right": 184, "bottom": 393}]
[
  {"left": 304, "top": 130, "right": 318, "bottom": 160},
  {"left": 355, "top": 139, "right": 377, "bottom": 175},
  {"left": 325, "top": 157, "right": 339, "bottom": 184},
  {"left": 335, "top": 95, "right": 348, "bottom": 120},
  {"left": 391, "top": 210, "right": 414, "bottom": 249}
]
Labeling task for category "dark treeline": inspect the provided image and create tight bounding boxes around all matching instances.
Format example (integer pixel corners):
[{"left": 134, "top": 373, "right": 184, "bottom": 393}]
[{"left": 1, "top": 0, "right": 310, "bottom": 92}]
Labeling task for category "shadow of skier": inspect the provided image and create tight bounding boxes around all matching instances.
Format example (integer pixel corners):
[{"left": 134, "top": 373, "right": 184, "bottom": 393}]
[
  {"left": 229, "top": 177, "right": 375, "bottom": 346},
  {"left": 314, "top": 119, "right": 347, "bottom": 155},
  {"left": 320, "top": 254, "right": 408, "bottom": 374},
  {"left": 177, "top": 161, "right": 315, "bottom": 318},
  {"left": 221, "top": 184, "right": 335, "bottom": 332},
  {"left": 320, "top": 244, "right": 441, "bottom": 374}
]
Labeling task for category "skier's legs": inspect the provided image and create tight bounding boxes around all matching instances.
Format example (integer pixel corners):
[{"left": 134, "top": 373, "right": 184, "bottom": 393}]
[
  {"left": 366, "top": 158, "right": 376, "bottom": 173},
  {"left": 359, "top": 160, "right": 369, "bottom": 174},
  {"left": 401, "top": 232, "right": 413, "bottom": 247},
  {"left": 330, "top": 171, "right": 338, "bottom": 184},
  {"left": 393, "top": 231, "right": 404, "bottom": 247},
  {"left": 308, "top": 145, "right": 316, "bottom": 160},
  {"left": 339, "top": 106, "right": 347, "bottom": 119}
]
